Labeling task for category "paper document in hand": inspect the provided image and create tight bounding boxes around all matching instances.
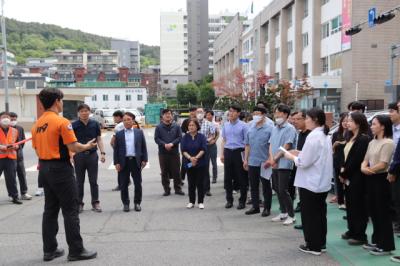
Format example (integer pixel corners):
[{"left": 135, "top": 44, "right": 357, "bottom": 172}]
[{"left": 279, "top": 146, "right": 290, "bottom": 154}]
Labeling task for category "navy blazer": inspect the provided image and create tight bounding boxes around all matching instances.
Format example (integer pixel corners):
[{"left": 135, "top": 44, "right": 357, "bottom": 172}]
[
  {"left": 390, "top": 141, "right": 400, "bottom": 176},
  {"left": 113, "top": 128, "right": 148, "bottom": 170}
]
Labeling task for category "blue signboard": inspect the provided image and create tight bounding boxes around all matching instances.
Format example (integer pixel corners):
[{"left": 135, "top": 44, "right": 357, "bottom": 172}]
[
  {"left": 239, "top": 58, "right": 250, "bottom": 64},
  {"left": 368, "top": 8, "right": 376, "bottom": 27}
]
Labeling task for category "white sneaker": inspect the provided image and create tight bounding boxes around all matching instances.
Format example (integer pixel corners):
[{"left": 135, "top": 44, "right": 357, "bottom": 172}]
[
  {"left": 21, "top": 193, "right": 32, "bottom": 200},
  {"left": 186, "top": 203, "right": 194, "bottom": 209},
  {"left": 35, "top": 188, "right": 44, "bottom": 196},
  {"left": 338, "top": 204, "right": 346, "bottom": 210},
  {"left": 271, "top": 213, "right": 288, "bottom": 222},
  {"left": 283, "top": 216, "right": 296, "bottom": 225},
  {"left": 199, "top": 203, "right": 204, "bottom": 209}
]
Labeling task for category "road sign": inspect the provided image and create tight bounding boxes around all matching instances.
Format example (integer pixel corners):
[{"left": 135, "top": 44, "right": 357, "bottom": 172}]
[
  {"left": 239, "top": 58, "right": 250, "bottom": 64},
  {"left": 385, "top": 80, "right": 392, "bottom": 86},
  {"left": 368, "top": 8, "right": 376, "bottom": 27}
]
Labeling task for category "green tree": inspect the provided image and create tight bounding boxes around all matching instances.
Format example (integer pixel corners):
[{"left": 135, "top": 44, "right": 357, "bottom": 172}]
[
  {"left": 198, "top": 83, "right": 216, "bottom": 108},
  {"left": 177, "top": 83, "right": 198, "bottom": 105}
]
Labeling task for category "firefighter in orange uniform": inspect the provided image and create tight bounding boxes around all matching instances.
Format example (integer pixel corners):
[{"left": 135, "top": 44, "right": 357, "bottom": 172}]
[{"left": 0, "top": 111, "right": 22, "bottom": 204}]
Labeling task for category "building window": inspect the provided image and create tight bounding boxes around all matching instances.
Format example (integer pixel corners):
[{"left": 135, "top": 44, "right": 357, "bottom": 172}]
[
  {"left": 304, "top": 0, "right": 309, "bottom": 18},
  {"left": 26, "top": 80, "right": 36, "bottom": 89},
  {"left": 137, "top": 94, "right": 143, "bottom": 101},
  {"left": 330, "top": 53, "right": 342, "bottom": 70},
  {"left": 126, "top": 95, "right": 131, "bottom": 101},
  {"left": 303, "top": 63, "right": 308, "bottom": 76},
  {"left": 331, "top": 15, "right": 342, "bottom": 34},
  {"left": 265, "top": 53, "right": 269, "bottom": 65},
  {"left": 92, "top": 95, "right": 97, "bottom": 101},
  {"left": 288, "top": 69, "right": 293, "bottom": 80},
  {"left": 184, "top": 50, "right": 188, "bottom": 55},
  {"left": 288, "top": 6, "right": 293, "bottom": 28},
  {"left": 275, "top": 47, "right": 280, "bottom": 60},
  {"left": 274, "top": 16, "right": 280, "bottom": 35},
  {"left": 264, "top": 24, "right": 269, "bottom": 43},
  {"left": 275, "top": 72, "right": 280, "bottom": 82},
  {"left": 163, "top": 79, "right": 169, "bottom": 84},
  {"left": 322, "top": 0, "right": 329, "bottom": 5},
  {"left": 173, "top": 80, "right": 178, "bottom": 84},
  {"left": 103, "top": 95, "right": 108, "bottom": 101},
  {"left": 287, "top": 41, "right": 293, "bottom": 54},
  {"left": 321, "top": 22, "right": 330, "bottom": 39},
  {"left": 115, "top": 95, "right": 120, "bottom": 101},
  {"left": 302, "top": 33, "right": 309, "bottom": 48},
  {"left": 321, "top": 57, "right": 329, "bottom": 73}
]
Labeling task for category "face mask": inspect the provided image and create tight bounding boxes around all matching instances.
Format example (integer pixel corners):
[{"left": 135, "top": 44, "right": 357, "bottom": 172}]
[
  {"left": 252, "top": 115, "right": 262, "bottom": 124},
  {"left": 10, "top": 121, "right": 17, "bottom": 127},
  {"left": 1, "top": 118, "right": 11, "bottom": 126},
  {"left": 275, "top": 117, "right": 285, "bottom": 125},
  {"left": 196, "top": 113, "right": 204, "bottom": 120}
]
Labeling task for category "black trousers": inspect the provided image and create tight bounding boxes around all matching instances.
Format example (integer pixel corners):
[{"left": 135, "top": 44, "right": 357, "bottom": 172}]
[
  {"left": 299, "top": 188, "right": 328, "bottom": 252},
  {"left": 224, "top": 148, "right": 247, "bottom": 204},
  {"left": 248, "top": 166, "right": 272, "bottom": 211},
  {"left": 159, "top": 153, "right": 182, "bottom": 192},
  {"left": 120, "top": 157, "right": 142, "bottom": 205},
  {"left": 40, "top": 160, "right": 83, "bottom": 255},
  {"left": 288, "top": 172, "right": 296, "bottom": 201},
  {"left": 16, "top": 159, "right": 28, "bottom": 195},
  {"left": 203, "top": 149, "right": 211, "bottom": 193},
  {"left": 334, "top": 168, "right": 345, "bottom": 205},
  {"left": 367, "top": 173, "right": 395, "bottom": 251},
  {"left": 74, "top": 152, "right": 99, "bottom": 205},
  {"left": 187, "top": 166, "right": 205, "bottom": 204},
  {"left": 208, "top": 143, "right": 218, "bottom": 180},
  {"left": 272, "top": 169, "right": 294, "bottom": 217},
  {"left": 391, "top": 176, "right": 400, "bottom": 226},
  {"left": 180, "top": 156, "right": 187, "bottom": 181},
  {"left": 1, "top": 158, "right": 18, "bottom": 199},
  {"left": 344, "top": 178, "right": 368, "bottom": 241}
]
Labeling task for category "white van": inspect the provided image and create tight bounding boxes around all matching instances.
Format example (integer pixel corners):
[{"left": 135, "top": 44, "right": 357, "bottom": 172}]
[{"left": 93, "top": 109, "right": 117, "bottom": 129}]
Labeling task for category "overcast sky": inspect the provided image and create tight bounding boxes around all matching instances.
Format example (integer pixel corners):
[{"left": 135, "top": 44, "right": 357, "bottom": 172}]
[{"left": 5, "top": 0, "right": 272, "bottom": 46}]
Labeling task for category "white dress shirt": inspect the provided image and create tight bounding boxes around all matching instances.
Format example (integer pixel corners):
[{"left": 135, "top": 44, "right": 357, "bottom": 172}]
[
  {"left": 124, "top": 128, "right": 135, "bottom": 156},
  {"left": 294, "top": 127, "right": 333, "bottom": 193},
  {"left": 114, "top": 122, "right": 125, "bottom": 133}
]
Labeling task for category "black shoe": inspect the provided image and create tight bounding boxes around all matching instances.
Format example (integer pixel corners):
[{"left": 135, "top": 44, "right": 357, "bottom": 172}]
[
  {"left": 245, "top": 208, "right": 260, "bottom": 215},
  {"left": 294, "top": 205, "right": 301, "bottom": 213},
  {"left": 175, "top": 190, "right": 185, "bottom": 196},
  {"left": 298, "top": 244, "right": 321, "bottom": 256},
  {"left": 212, "top": 178, "right": 217, "bottom": 184},
  {"left": 181, "top": 182, "right": 185, "bottom": 186},
  {"left": 163, "top": 191, "right": 171, "bottom": 196},
  {"left": 134, "top": 204, "right": 141, "bottom": 212},
  {"left": 67, "top": 248, "right": 97, "bottom": 261},
  {"left": 12, "top": 198, "right": 22, "bottom": 205},
  {"left": 112, "top": 185, "right": 120, "bottom": 191},
  {"left": 225, "top": 202, "right": 233, "bottom": 209},
  {"left": 341, "top": 232, "right": 350, "bottom": 240},
  {"left": 79, "top": 204, "right": 84, "bottom": 213},
  {"left": 348, "top": 238, "right": 367, "bottom": 246},
  {"left": 261, "top": 209, "right": 270, "bottom": 217},
  {"left": 123, "top": 205, "right": 130, "bottom": 212},
  {"left": 205, "top": 191, "right": 212, "bottom": 196},
  {"left": 294, "top": 224, "right": 303, "bottom": 230},
  {"left": 237, "top": 203, "right": 245, "bottom": 210},
  {"left": 43, "top": 248, "right": 65, "bottom": 261}
]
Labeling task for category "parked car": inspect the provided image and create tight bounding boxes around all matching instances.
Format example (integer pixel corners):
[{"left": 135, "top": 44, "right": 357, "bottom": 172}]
[
  {"left": 93, "top": 109, "right": 117, "bottom": 129},
  {"left": 121, "top": 108, "right": 145, "bottom": 125}
]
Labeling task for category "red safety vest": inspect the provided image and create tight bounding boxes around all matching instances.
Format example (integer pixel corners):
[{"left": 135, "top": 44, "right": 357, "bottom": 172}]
[{"left": 0, "top": 127, "right": 18, "bottom": 159}]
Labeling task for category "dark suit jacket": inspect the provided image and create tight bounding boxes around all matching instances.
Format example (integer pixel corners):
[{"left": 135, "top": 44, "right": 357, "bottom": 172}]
[
  {"left": 340, "top": 134, "right": 371, "bottom": 182},
  {"left": 113, "top": 128, "right": 148, "bottom": 170},
  {"left": 389, "top": 141, "right": 400, "bottom": 176}
]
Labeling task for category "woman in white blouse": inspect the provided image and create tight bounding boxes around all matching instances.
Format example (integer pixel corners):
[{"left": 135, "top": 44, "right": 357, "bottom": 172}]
[{"left": 284, "top": 108, "right": 333, "bottom": 256}]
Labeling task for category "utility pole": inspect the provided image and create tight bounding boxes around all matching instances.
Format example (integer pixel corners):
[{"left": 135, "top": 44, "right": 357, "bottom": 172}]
[
  {"left": 390, "top": 44, "right": 400, "bottom": 102},
  {"left": 1, "top": 0, "right": 8, "bottom": 112}
]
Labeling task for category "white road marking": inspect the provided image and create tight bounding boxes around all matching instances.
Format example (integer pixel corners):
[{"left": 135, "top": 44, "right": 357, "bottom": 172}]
[
  {"left": 147, "top": 132, "right": 154, "bottom": 137},
  {"left": 26, "top": 165, "right": 38, "bottom": 172}
]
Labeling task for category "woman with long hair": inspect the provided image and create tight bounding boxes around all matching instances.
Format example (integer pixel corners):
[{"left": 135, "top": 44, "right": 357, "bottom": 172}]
[
  {"left": 330, "top": 112, "right": 349, "bottom": 207},
  {"left": 339, "top": 112, "right": 371, "bottom": 246},
  {"left": 284, "top": 108, "right": 333, "bottom": 256},
  {"left": 361, "top": 115, "right": 395, "bottom": 255}
]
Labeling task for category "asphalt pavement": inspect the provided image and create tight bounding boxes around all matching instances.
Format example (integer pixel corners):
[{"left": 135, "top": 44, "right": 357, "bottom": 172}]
[{"left": 0, "top": 128, "right": 339, "bottom": 266}]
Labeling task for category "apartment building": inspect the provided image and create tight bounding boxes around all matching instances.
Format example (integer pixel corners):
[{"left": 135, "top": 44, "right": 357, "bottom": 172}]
[
  {"left": 160, "top": 10, "right": 189, "bottom": 97},
  {"left": 214, "top": 0, "right": 400, "bottom": 114},
  {"left": 111, "top": 39, "right": 140, "bottom": 73}
]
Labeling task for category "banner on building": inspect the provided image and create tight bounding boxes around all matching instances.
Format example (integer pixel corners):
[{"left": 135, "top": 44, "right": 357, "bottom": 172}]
[{"left": 341, "top": 0, "right": 352, "bottom": 51}]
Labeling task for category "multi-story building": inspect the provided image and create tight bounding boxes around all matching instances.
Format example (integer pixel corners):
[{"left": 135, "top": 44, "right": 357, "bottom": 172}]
[
  {"left": 214, "top": 0, "right": 400, "bottom": 114},
  {"left": 53, "top": 49, "right": 119, "bottom": 74},
  {"left": 111, "top": 39, "right": 140, "bottom": 73},
  {"left": 26, "top": 57, "right": 57, "bottom": 69},
  {"left": 187, "top": 0, "right": 209, "bottom": 82},
  {"left": 0, "top": 51, "right": 17, "bottom": 77},
  {"left": 160, "top": 10, "right": 188, "bottom": 97}
]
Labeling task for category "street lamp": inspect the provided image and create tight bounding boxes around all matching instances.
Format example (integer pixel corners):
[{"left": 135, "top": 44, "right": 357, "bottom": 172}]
[{"left": 1, "top": 0, "right": 8, "bottom": 112}]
